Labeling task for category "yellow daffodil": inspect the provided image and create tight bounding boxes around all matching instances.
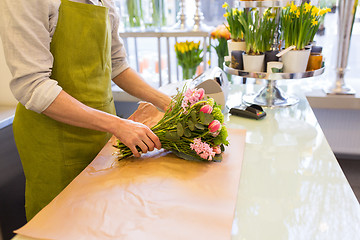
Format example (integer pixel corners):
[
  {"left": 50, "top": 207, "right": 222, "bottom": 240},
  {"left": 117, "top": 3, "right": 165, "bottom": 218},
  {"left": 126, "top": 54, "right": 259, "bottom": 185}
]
[
  {"left": 232, "top": 8, "right": 237, "bottom": 16},
  {"left": 319, "top": 9, "right": 326, "bottom": 16},
  {"left": 311, "top": 6, "right": 319, "bottom": 16},
  {"left": 304, "top": 2, "right": 312, "bottom": 13},
  {"left": 290, "top": 2, "right": 297, "bottom": 13},
  {"left": 311, "top": 18, "right": 318, "bottom": 27},
  {"left": 222, "top": 2, "right": 229, "bottom": 9},
  {"left": 207, "top": 60, "right": 211, "bottom": 66},
  {"left": 295, "top": 9, "right": 300, "bottom": 18},
  {"left": 223, "top": 12, "right": 228, "bottom": 18}
]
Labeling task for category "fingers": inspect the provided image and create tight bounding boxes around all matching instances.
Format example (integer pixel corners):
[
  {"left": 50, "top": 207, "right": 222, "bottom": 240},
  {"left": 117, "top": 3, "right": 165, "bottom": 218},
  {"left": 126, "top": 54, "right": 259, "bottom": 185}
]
[
  {"left": 129, "top": 145, "right": 141, "bottom": 158},
  {"left": 145, "top": 128, "right": 161, "bottom": 149},
  {"left": 115, "top": 119, "right": 161, "bottom": 158}
]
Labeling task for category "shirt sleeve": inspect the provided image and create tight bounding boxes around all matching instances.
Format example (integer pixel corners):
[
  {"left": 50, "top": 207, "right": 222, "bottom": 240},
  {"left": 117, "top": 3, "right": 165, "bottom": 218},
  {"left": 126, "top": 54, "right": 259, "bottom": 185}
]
[
  {"left": 0, "top": 0, "right": 62, "bottom": 113},
  {"left": 105, "top": 0, "right": 130, "bottom": 79}
]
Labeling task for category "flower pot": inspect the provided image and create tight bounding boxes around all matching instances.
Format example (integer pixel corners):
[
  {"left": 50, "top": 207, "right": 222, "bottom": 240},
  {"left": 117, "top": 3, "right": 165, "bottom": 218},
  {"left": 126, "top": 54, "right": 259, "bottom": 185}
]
[
  {"left": 231, "top": 50, "right": 244, "bottom": 70},
  {"left": 306, "top": 54, "right": 323, "bottom": 71},
  {"left": 242, "top": 53, "right": 265, "bottom": 73},
  {"left": 281, "top": 48, "right": 311, "bottom": 73},
  {"left": 267, "top": 61, "right": 283, "bottom": 73},
  {"left": 264, "top": 50, "right": 280, "bottom": 72},
  {"left": 182, "top": 66, "right": 197, "bottom": 80},
  {"left": 227, "top": 40, "right": 246, "bottom": 56},
  {"left": 311, "top": 46, "right": 323, "bottom": 54}
]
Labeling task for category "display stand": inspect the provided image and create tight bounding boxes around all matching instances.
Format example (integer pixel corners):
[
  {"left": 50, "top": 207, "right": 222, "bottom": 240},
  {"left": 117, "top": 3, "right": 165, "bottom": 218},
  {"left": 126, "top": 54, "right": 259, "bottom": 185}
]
[
  {"left": 224, "top": 63, "right": 325, "bottom": 107},
  {"left": 224, "top": 0, "right": 325, "bottom": 107}
]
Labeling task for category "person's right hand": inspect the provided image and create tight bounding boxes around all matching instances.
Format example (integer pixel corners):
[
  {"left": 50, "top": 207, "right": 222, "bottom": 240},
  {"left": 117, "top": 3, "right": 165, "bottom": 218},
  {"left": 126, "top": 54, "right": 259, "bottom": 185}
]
[{"left": 112, "top": 118, "right": 161, "bottom": 157}]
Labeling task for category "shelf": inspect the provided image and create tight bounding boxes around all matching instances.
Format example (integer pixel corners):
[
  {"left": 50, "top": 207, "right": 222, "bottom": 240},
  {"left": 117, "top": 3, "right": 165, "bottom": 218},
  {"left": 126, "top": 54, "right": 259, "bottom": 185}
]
[
  {"left": 235, "top": 0, "right": 302, "bottom": 8},
  {"left": 224, "top": 63, "right": 325, "bottom": 81}
]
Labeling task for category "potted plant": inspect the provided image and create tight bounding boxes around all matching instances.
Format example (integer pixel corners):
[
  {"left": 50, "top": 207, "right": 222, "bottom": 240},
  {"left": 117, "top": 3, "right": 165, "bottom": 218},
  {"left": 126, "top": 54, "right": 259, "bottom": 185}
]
[
  {"left": 238, "top": 9, "right": 265, "bottom": 72},
  {"left": 174, "top": 41, "right": 203, "bottom": 80},
  {"left": 211, "top": 24, "right": 231, "bottom": 70},
  {"left": 262, "top": 8, "right": 280, "bottom": 72},
  {"left": 222, "top": 2, "right": 246, "bottom": 56},
  {"left": 280, "top": 2, "right": 330, "bottom": 73}
]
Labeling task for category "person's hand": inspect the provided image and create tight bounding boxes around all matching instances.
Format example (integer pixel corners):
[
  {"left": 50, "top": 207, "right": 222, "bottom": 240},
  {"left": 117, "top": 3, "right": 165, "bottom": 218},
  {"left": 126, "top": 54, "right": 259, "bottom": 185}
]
[
  {"left": 112, "top": 118, "right": 161, "bottom": 157},
  {"left": 128, "top": 102, "right": 164, "bottom": 128}
]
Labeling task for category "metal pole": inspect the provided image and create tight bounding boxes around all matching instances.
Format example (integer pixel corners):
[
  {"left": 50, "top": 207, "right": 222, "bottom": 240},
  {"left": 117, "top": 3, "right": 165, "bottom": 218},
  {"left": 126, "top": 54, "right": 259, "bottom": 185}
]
[{"left": 327, "top": 0, "right": 357, "bottom": 95}]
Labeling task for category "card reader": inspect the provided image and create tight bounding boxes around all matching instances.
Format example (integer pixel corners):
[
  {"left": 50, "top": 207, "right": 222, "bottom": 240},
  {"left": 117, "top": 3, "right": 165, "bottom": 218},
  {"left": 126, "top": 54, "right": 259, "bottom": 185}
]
[{"left": 229, "top": 104, "right": 266, "bottom": 120}]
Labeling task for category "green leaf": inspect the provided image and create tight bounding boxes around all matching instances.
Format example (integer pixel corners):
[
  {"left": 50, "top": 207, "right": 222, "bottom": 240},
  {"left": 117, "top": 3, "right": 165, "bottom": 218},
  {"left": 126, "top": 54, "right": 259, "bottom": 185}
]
[
  {"left": 199, "top": 111, "right": 205, "bottom": 123},
  {"left": 177, "top": 122, "right": 184, "bottom": 137},
  {"left": 190, "top": 111, "right": 197, "bottom": 123},
  {"left": 184, "top": 129, "right": 192, "bottom": 138},
  {"left": 220, "top": 144, "right": 225, "bottom": 152},
  {"left": 187, "top": 119, "right": 195, "bottom": 131},
  {"left": 164, "top": 132, "right": 180, "bottom": 141},
  {"left": 195, "top": 123, "right": 205, "bottom": 130},
  {"left": 203, "top": 113, "right": 214, "bottom": 125},
  {"left": 213, "top": 154, "right": 223, "bottom": 162}
]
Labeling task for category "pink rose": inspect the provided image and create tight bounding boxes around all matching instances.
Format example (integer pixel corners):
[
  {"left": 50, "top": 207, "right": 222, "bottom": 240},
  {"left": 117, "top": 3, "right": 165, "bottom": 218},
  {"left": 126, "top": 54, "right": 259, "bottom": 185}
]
[
  {"left": 200, "top": 104, "right": 213, "bottom": 114},
  {"left": 208, "top": 120, "right": 221, "bottom": 133}
]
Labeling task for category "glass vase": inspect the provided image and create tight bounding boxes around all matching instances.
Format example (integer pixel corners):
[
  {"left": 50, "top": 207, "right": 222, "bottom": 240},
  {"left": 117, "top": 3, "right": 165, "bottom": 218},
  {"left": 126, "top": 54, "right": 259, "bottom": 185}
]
[{"left": 182, "top": 66, "right": 197, "bottom": 80}]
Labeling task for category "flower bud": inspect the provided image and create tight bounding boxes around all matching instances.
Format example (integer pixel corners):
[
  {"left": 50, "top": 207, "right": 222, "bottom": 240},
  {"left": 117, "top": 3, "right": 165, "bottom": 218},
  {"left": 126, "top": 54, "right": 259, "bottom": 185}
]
[
  {"left": 200, "top": 105, "right": 213, "bottom": 114},
  {"left": 208, "top": 120, "right": 221, "bottom": 133},
  {"left": 206, "top": 98, "right": 214, "bottom": 107}
]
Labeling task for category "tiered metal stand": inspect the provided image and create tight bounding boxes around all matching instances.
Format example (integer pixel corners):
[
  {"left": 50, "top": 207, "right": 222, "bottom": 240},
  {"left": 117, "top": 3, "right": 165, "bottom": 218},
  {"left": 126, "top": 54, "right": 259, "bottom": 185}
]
[
  {"left": 224, "top": 0, "right": 325, "bottom": 108},
  {"left": 224, "top": 63, "right": 325, "bottom": 107}
]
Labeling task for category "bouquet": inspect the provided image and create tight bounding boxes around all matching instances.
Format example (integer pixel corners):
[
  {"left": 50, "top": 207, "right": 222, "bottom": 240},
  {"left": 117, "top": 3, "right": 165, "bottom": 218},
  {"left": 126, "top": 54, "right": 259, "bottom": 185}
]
[
  {"left": 114, "top": 87, "right": 229, "bottom": 162},
  {"left": 281, "top": 2, "right": 331, "bottom": 50},
  {"left": 174, "top": 41, "right": 203, "bottom": 80},
  {"left": 211, "top": 24, "right": 231, "bottom": 70}
]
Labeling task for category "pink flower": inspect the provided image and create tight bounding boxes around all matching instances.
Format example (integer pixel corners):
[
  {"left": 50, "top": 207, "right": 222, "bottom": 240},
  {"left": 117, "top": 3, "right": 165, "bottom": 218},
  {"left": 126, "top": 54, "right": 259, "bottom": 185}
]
[
  {"left": 208, "top": 120, "right": 221, "bottom": 133},
  {"left": 197, "top": 88, "right": 205, "bottom": 100},
  {"left": 181, "top": 88, "right": 206, "bottom": 111},
  {"left": 200, "top": 105, "right": 213, "bottom": 114},
  {"left": 213, "top": 146, "right": 222, "bottom": 154},
  {"left": 190, "top": 137, "right": 216, "bottom": 161}
]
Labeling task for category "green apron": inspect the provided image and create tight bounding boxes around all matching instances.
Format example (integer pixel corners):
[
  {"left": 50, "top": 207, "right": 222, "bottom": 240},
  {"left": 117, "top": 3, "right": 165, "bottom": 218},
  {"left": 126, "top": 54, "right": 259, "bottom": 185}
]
[{"left": 13, "top": 0, "right": 116, "bottom": 221}]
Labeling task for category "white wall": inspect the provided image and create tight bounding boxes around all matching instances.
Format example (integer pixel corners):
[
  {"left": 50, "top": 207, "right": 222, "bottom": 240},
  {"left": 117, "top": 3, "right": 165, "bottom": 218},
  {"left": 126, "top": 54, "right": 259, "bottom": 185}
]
[{"left": 0, "top": 37, "right": 17, "bottom": 106}]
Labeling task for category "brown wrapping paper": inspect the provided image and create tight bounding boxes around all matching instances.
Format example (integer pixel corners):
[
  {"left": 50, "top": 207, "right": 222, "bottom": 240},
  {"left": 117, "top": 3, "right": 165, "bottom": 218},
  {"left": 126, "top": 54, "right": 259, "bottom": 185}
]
[{"left": 15, "top": 103, "right": 246, "bottom": 240}]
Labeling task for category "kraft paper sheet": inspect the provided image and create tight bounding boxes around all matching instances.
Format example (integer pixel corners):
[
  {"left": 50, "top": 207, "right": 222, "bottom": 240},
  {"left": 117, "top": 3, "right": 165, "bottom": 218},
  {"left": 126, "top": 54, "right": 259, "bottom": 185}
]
[{"left": 15, "top": 103, "right": 246, "bottom": 240}]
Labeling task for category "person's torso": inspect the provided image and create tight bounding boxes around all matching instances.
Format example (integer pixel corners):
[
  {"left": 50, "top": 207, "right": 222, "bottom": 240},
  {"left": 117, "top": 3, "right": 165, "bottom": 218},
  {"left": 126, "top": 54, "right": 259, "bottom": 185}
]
[{"left": 48, "top": 0, "right": 117, "bottom": 39}]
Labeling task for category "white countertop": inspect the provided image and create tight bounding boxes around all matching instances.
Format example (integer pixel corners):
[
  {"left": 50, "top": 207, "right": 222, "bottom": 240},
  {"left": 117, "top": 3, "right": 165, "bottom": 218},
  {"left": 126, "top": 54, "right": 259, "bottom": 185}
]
[
  {"left": 226, "top": 84, "right": 360, "bottom": 240},
  {"left": 12, "top": 83, "right": 360, "bottom": 240}
]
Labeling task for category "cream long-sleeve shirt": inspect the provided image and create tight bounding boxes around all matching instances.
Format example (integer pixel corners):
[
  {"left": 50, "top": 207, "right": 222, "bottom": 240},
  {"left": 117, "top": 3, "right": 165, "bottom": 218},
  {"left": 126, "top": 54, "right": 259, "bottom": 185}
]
[{"left": 0, "top": 0, "right": 129, "bottom": 113}]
